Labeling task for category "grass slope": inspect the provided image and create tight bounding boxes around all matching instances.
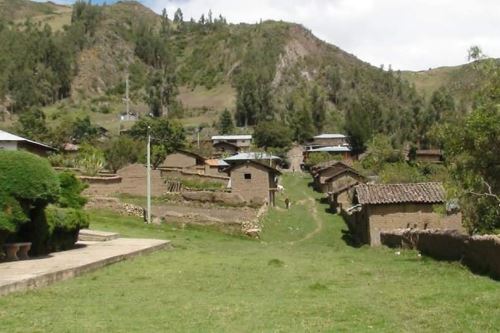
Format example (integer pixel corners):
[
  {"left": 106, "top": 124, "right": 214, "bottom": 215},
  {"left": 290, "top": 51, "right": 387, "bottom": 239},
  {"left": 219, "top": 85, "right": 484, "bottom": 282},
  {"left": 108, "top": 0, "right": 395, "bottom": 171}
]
[{"left": 0, "top": 172, "right": 499, "bottom": 332}]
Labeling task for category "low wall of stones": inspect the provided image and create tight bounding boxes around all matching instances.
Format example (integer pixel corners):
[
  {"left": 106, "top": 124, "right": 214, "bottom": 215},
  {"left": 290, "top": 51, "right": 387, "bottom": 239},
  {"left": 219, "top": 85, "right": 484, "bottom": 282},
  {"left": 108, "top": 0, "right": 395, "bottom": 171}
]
[
  {"left": 381, "top": 229, "right": 500, "bottom": 279},
  {"left": 85, "top": 197, "right": 144, "bottom": 218},
  {"left": 78, "top": 175, "right": 122, "bottom": 184}
]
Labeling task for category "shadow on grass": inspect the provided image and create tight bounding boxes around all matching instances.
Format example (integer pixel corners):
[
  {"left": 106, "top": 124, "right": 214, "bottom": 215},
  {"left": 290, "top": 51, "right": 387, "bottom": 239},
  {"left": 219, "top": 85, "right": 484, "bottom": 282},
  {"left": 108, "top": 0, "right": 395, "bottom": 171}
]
[{"left": 341, "top": 229, "right": 363, "bottom": 248}]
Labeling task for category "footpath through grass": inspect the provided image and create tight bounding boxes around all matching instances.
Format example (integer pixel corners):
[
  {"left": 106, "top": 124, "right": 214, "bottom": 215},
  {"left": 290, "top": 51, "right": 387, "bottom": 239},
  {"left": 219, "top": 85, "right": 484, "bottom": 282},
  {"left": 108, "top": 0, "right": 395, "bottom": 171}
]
[{"left": 0, "top": 174, "right": 499, "bottom": 332}]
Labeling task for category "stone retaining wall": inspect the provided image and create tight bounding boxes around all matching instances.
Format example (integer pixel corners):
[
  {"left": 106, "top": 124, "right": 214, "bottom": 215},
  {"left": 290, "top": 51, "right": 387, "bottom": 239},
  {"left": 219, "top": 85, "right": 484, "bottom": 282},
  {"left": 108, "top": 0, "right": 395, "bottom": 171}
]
[
  {"left": 181, "top": 191, "right": 250, "bottom": 207},
  {"left": 380, "top": 229, "right": 500, "bottom": 279}
]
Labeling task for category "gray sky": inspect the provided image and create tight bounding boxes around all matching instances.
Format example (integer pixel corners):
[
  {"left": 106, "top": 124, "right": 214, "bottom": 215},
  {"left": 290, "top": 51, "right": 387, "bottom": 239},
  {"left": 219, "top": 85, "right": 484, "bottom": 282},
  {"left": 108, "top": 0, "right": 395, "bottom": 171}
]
[{"left": 40, "top": 0, "right": 500, "bottom": 71}]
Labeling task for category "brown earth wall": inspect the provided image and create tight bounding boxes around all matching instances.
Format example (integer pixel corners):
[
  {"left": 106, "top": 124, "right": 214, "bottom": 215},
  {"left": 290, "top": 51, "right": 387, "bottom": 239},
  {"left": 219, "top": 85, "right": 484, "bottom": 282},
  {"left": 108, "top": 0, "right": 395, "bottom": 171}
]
[{"left": 380, "top": 229, "right": 500, "bottom": 279}]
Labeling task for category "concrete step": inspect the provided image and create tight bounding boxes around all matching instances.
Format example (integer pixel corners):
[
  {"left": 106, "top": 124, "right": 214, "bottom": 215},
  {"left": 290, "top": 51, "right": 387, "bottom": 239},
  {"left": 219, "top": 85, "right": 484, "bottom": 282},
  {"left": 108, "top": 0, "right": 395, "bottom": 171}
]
[{"left": 78, "top": 229, "right": 120, "bottom": 242}]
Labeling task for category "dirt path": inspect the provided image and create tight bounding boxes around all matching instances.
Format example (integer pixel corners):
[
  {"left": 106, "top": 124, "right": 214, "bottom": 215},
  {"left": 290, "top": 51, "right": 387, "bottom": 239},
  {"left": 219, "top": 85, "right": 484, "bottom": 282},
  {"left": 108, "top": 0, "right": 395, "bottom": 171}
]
[
  {"left": 291, "top": 195, "right": 324, "bottom": 244},
  {"left": 285, "top": 144, "right": 304, "bottom": 172}
]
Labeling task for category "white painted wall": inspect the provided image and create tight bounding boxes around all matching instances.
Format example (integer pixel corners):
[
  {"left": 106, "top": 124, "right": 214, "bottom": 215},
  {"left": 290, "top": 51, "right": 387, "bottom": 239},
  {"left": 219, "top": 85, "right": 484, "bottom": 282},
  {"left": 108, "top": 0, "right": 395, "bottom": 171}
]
[{"left": 0, "top": 141, "right": 18, "bottom": 151}]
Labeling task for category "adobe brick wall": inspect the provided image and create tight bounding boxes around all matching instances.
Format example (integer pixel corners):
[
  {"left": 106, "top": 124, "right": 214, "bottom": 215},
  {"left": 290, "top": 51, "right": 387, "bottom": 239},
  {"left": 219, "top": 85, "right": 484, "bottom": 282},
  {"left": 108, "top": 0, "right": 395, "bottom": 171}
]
[
  {"left": 367, "top": 204, "right": 463, "bottom": 246},
  {"left": 380, "top": 229, "right": 500, "bottom": 279},
  {"left": 230, "top": 163, "right": 274, "bottom": 203},
  {"left": 161, "top": 152, "right": 197, "bottom": 169},
  {"left": 464, "top": 235, "right": 500, "bottom": 278}
]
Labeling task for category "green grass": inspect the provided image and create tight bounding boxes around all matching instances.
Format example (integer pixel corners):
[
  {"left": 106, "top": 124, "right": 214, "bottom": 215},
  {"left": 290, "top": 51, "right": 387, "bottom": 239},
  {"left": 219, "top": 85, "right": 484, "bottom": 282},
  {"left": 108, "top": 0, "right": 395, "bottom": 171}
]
[{"left": 0, "top": 174, "right": 499, "bottom": 332}]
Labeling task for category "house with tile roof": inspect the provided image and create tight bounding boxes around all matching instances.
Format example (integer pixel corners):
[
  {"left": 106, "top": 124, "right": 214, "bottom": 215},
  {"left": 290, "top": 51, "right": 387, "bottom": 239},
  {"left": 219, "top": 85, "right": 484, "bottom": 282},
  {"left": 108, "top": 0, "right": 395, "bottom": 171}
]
[{"left": 344, "top": 182, "right": 463, "bottom": 246}]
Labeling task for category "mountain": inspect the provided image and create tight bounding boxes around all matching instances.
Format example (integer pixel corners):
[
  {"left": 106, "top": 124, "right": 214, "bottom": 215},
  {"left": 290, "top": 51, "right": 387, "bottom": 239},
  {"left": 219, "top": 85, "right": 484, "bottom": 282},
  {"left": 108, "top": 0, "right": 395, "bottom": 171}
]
[
  {"left": 0, "top": 0, "right": 487, "bottom": 146},
  {"left": 401, "top": 61, "right": 488, "bottom": 105}
]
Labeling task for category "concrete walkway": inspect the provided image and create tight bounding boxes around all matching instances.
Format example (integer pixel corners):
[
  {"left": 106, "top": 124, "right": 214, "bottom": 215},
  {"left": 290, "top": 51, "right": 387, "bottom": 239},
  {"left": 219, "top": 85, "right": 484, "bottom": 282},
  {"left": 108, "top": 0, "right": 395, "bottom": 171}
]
[{"left": 0, "top": 238, "right": 171, "bottom": 297}]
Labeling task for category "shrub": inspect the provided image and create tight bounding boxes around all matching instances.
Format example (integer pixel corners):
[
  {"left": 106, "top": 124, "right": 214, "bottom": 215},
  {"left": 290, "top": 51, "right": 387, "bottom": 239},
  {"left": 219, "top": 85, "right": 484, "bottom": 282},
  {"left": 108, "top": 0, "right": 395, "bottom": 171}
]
[
  {"left": 104, "top": 136, "right": 142, "bottom": 172},
  {"left": 46, "top": 206, "right": 89, "bottom": 252},
  {"left": 0, "top": 150, "right": 60, "bottom": 204},
  {"left": 57, "top": 171, "right": 88, "bottom": 209},
  {"left": 379, "top": 162, "right": 426, "bottom": 184},
  {"left": 78, "top": 145, "right": 105, "bottom": 176}
]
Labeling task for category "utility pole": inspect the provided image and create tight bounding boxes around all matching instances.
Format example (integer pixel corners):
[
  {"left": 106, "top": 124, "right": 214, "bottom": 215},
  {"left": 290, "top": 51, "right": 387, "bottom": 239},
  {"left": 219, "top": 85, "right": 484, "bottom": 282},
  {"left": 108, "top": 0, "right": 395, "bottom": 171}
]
[
  {"left": 146, "top": 126, "right": 152, "bottom": 224},
  {"left": 197, "top": 127, "right": 200, "bottom": 149}
]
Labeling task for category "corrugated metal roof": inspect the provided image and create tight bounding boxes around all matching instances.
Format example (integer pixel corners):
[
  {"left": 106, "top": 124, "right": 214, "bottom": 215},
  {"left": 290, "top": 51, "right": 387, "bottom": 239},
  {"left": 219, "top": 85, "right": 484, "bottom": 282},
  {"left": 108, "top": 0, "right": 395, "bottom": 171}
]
[
  {"left": 308, "top": 146, "right": 351, "bottom": 152},
  {"left": 211, "top": 135, "right": 252, "bottom": 140},
  {"left": 314, "top": 134, "right": 347, "bottom": 139},
  {"left": 224, "top": 152, "right": 281, "bottom": 161},
  {"left": 355, "top": 182, "right": 445, "bottom": 205},
  {"left": 205, "top": 159, "right": 229, "bottom": 167},
  {"left": 0, "top": 130, "right": 55, "bottom": 150}
]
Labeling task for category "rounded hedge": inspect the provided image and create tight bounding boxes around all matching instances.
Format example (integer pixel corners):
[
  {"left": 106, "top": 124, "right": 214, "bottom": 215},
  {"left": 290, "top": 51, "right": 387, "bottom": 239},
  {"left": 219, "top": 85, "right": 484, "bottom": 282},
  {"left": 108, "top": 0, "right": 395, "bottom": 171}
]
[{"left": 0, "top": 150, "right": 60, "bottom": 203}]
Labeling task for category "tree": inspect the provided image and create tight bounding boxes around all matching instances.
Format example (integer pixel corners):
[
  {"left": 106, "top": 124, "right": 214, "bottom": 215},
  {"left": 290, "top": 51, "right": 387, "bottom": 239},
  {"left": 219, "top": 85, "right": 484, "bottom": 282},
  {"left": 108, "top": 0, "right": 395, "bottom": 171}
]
[
  {"left": 310, "top": 85, "right": 326, "bottom": 133},
  {"left": 253, "top": 121, "right": 292, "bottom": 150},
  {"left": 361, "top": 134, "right": 403, "bottom": 172},
  {"left": 151, "top": 145, "right": 167, "bottom": 169},
  {"left": 14, "top": 108, "right": 50, "bottom": 142},
  {"left": 70, "top": 116, "right": 99, "bottom": 143},
  {"left": 174, "top": 8, "right": 184, "bottom": 24},
  {"left": 344, "top": 98, "right": 372, "bottom": 154},
  {"left": 160, "top": 9, "right": 170, "bottom": 37},
  {"left": 217, "top": 109, "right": 234, "bottom": 134},
  {"left": 129, "top": 117, "right": 185, "bottom": 161},
  {"left": 104, "top": 136, "right": 141, "bottom": 173},
  {"left": 146, "top": 70, "right": 178, "bottom": 117},
  {"left": 440, "top": 47, "right": 500, "bottom": 234}
]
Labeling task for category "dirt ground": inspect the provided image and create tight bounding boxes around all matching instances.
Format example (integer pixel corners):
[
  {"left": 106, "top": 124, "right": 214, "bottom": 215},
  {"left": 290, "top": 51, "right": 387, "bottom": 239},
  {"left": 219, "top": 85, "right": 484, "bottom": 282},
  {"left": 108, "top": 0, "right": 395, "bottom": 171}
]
[{"left": 286, "top": 144, "right": 304, "bottom": 172}]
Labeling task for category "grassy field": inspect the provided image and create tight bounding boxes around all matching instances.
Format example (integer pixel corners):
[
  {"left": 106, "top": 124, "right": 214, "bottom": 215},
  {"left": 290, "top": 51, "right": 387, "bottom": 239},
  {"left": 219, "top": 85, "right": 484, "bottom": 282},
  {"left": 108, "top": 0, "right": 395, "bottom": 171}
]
[{"left": 0, "top": 174, "right": 499, "bottom": 332}]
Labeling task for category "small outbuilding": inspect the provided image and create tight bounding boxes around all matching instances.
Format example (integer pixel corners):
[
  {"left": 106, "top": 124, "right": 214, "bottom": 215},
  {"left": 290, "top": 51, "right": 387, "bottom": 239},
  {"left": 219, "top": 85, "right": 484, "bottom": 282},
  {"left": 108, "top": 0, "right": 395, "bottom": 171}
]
[
  {"left": 325, "top": 168, "right": 367, "bottom": 212},
  {"left": 211, "top": 135, "right": 252, "bottom": 149},
  {"left": 345, "top": 182, "right": 463, "bottom": 246},
  {"left": 312, "top": 161, "right": 359, "bottom": 193},
  {"left": 227, "top": 160, "right": 281, "bottom": 206},
  {"left": 160, "top": 149, "right": 206, "bottom": 170},
  {"left": 213, "top": 141, "right": 240, "bottom": 156}
]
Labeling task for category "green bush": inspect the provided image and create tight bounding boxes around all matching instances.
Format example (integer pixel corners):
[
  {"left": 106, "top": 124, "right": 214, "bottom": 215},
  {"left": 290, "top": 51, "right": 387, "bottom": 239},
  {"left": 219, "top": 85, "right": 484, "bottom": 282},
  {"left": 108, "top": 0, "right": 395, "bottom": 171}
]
[
  {"left": 57, "top": 171, "right": 88, "bottom": 209},
  {"left": 0, "top": 151, "right": 60, "bottom": 249},
  {"left": 46, "top": 206, "right": 89, "bottom": 252},
  {"left": 0, "top": 150, "right": 60, "bottom": 204}
]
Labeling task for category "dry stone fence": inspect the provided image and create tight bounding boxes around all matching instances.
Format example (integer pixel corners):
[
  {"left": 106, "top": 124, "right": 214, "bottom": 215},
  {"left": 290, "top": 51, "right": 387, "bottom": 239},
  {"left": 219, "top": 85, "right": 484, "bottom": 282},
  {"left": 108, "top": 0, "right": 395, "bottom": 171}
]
[{"left": 381, "top": 229, "right": 500, "bottom": 279}]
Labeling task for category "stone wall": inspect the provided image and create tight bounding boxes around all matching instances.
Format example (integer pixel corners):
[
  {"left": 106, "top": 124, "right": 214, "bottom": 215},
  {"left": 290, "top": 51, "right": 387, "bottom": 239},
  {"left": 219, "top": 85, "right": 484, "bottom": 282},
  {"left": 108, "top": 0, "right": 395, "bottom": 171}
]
[{"left": 380, "top": 229, "right": 500, "bottom": 279}]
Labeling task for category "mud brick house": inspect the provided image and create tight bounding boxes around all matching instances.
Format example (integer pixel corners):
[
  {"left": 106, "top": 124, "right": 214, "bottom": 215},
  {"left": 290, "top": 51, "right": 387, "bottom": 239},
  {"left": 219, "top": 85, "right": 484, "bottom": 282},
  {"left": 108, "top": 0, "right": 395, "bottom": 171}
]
[
  {"left": 312, "top": 161, "right": 359, "bottom": 193},
  {"left": 211, "top": 135, "right": 252, "bottom": 150},
  {"left": 309, "top": 133, "right": 349, "bottom": 148},
  {"left": 0, "top": 129, "right": 56, "bottom": 156},
  {"left": 345, "top": 182, "right": 462, "bottom": 246},
  {"left": 213, "top": 141, "right": 240, "bottom": 157},
  {"left": 227, "top": 160, "right": 281, "bottom": 206},
  {"left": 304, "top": 146, "right": 353, "bottom": 163},
  {"left": 161, "top": 150, "right": 206, "bottom": 170},
  {"left": 325, "top": 169, "right": 367, "bottom": 212},
  {"left": 415, "top": 149, "right": 443, "bottom": 164}
]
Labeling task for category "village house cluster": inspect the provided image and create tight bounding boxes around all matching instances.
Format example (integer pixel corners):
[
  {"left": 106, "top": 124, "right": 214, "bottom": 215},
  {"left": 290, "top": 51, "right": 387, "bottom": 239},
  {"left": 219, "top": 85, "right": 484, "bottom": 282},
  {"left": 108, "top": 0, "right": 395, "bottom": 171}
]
[{"left": 307, "top": 145, "right": 463, "bottom": 246}]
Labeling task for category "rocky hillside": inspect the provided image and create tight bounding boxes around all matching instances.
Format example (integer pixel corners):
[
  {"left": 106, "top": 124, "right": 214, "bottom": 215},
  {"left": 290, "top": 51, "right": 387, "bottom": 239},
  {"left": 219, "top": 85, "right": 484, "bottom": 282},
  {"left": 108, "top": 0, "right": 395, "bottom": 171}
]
[{"left": 1, "top": 0, "right": 490, "bottom": 146}]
